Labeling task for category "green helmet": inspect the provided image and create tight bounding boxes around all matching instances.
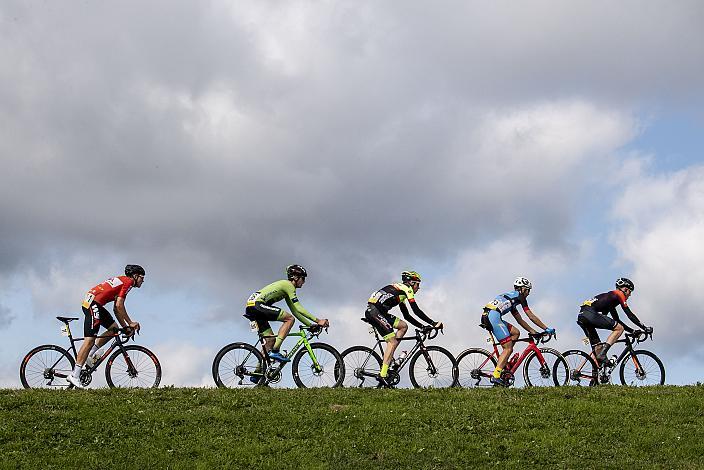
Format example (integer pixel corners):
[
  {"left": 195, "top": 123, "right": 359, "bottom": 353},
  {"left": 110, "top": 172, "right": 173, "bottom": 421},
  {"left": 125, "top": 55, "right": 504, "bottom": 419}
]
[{"left": 401, "top": 270, "right": 422, "bottom": 283}]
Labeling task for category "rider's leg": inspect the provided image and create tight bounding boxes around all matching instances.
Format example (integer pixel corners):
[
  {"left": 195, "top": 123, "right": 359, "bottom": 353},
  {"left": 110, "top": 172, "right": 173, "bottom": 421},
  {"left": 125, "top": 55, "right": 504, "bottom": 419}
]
[
  {"left": 395, "top": 319, "right": 408, "bottom": 340},
  {"left": 272, "top": 313, "right": 294, "bottom": 353},
  {"left": 381, "top": 335, "right": 400, "bottom": 378},
  {"left": 74, "top": 303, "right": 114, "bottom": 377},
  {"left": 598, "top": 323, "right": 624, "bottom": 361},
  {"left": 495, "top": 324, "right": 519, "bottom": 377}
]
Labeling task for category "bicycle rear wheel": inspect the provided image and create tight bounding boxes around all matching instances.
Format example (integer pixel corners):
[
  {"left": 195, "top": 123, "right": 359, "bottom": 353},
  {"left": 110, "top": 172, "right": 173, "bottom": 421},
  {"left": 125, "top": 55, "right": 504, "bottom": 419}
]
[
  {"left": 619, "top": 350, "right": 665, "bottom": 386},
  {"left": 292, "top": 343, "right": 344, "bottom": 388},
  {"left": 562, "top": 350, "right": 598, "bottom": 386},
  {"left": 212, "top": 343, "right": 265, "bottom": 388},
  {"left": 408, "top": 346, "right": 457, "bottom": 388},
  {"left": 340, "top": 346, "right": 382, "bottom": 388},
  {"left": 523, "top": 348, "right": 568, "bottom": 387},
  {"left": 20, "top": 345, "right": 75, "bottom": 389},
  {"left": 105, "top": 345, "right": 161, "bottom": 388},
  {"left": 455, "top": 348, "right": 496, "bottom": 388}
]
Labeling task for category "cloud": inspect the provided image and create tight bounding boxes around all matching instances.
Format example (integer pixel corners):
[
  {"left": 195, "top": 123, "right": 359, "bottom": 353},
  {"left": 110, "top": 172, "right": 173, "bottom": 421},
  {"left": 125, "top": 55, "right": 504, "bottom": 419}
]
[{"left": 610, "top": 164, "right": 704, "bottom": 356}]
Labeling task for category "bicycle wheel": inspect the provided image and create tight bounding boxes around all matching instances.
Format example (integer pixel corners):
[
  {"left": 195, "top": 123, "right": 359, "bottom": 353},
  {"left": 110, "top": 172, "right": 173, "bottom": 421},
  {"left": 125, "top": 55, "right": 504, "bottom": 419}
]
[
  {"left": 619, "top": 350, "right": 665, "bottom": 386},
  {"left": 105, "top": 345, "right": 161, "bottom": 388},
  {"left": 562, "top": 350, "right": 598, "bottom": 386},
  {"left": 20, "top": 345, "right": 76, "bottom": 389},
  {"left": 340, "top": 346, "right": 383, "bottom": 388},
  {"left": 212, "top": 343, "right": 265, "bottom": 388},
  {"left": 523, "top": 348, "right": 568, "bottom": 387},
  {"left": 292, "top": 343, "right": 344, "bottom": 388},
  {"left": 456, "top": 348, "right": 497, "bottom": 388},
  {"left": 408, "top": 346, "right": 457, "bottom": 388}
]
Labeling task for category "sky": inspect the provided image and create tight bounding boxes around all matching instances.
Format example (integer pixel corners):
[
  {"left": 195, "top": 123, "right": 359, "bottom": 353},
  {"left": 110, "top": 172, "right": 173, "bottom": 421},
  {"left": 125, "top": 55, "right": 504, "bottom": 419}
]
[{"left": 1, "top": 1, "right": 703, "bottom": 387}]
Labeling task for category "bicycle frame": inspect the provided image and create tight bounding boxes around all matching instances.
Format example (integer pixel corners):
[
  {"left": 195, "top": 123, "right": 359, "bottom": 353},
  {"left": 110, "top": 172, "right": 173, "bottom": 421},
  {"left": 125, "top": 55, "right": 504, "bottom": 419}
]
[
  {"left": 486, "top": 332, "right": 549, "bottom": 374},
  {"left": 251, "top": 326, "right": 323, "bottom": 382},
  {"left": 354, "top": 327, "right": 437, "bottom": 382}
]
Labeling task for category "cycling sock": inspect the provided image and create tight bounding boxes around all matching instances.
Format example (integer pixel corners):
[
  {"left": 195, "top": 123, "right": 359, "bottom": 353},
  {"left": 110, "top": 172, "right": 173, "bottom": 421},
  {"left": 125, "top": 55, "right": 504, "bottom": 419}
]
[
  {"left": 380, "top": 363, "right": 389, "bottom": 378},
  {"left": 493, "top": 367, "right": 503, "bottom": 379},
  {"left": 72, "top": 364, "right": 83, "bottom": 378},
  {"left": 273, "top": 336, "right": 285, "bottom": 351}
]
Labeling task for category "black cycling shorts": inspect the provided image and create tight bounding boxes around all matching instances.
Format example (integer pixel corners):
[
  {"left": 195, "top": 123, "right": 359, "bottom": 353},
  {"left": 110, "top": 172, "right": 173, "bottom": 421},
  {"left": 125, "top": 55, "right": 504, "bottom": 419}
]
[
  {"left": 82, "top": 301, "right": 116, "bottom": 337},
  {"left": 577, "top": 306, "right": 617, "bottom": 345},
  {"left": 244, "top": 303, "right": 283, "bottom": 334},
  {"left": 364, "top": 304, "right": 399, "bottom": 341}
]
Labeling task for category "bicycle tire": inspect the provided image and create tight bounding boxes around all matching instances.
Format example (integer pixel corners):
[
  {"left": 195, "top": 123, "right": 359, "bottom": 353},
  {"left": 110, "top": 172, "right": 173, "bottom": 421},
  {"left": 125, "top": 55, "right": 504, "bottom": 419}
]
[
  {"left": 562, "top": 349, "right": 598, "bottom": 386},
  {"left": 523, "top": 347, "right": 568, "bottom": 387},
  {"left": 408, "top": 346, "right": 457, "bottom": 388},
  {"left": 619, "top": 350, "right": 665, "bottom": 386},
  {"left": 105, "top": 345, "right": 161, "bottom": 388},
  {"left": 212, "top": 342, "right": 265, "bottom": 388},
  {"left": 20, "top": 344, "right": 76, "bottom": 389},
  {"left": 455, "top": 348, "right": 497, "bottom": 388},
  {"left": 340, "top": 346, "right": 383, "bottom": 388},
  {"left": 292, "top": 342, "right": 344, "bottom": 388}
]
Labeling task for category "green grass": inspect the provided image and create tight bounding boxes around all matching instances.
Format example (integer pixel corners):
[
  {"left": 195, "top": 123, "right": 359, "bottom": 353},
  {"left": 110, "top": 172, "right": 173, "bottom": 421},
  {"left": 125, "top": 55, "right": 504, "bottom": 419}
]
[{"left": 1, "top": 386, "right": 703, "bottom": 469}]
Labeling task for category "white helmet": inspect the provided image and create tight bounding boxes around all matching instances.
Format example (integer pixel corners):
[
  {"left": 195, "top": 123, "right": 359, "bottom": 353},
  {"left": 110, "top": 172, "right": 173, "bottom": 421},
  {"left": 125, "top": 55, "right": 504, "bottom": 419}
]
[{"left": 514, "top": 277, "right": 532, "bottom": 290}]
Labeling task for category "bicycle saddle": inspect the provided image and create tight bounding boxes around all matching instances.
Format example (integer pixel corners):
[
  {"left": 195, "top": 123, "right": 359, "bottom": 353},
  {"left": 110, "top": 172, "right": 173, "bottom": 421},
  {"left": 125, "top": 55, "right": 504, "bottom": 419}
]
[
  {"left": 56, "top": 316, "right": 79, "bottom": 322},
  {"left": 360, "top": 317, "right": 371, "bottom": 324}
]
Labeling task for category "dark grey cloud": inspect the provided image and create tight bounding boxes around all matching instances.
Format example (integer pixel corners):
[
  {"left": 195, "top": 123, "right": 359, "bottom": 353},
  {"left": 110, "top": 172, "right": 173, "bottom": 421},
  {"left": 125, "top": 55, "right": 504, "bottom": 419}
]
[{"left": 1, "top": 0, "right": 701, "bottom": 312}]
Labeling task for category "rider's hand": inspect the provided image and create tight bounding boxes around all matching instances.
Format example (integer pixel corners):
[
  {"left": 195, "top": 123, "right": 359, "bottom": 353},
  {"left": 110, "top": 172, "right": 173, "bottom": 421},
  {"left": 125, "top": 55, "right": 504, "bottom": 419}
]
[
  {"left": 434, "top": 321, "right": 444, "bottom": 330},
  {"left": 644, "top": 326, "right": 653, "bottom": 335},
  {"left": 129, "top": 321, "right": 141, "bottom": 334},
  {"left": 317, "top": 319, "right": 329, "bottom": 328},
  {"left": 544, "top": 327, "right": 556, "bottom": 335}
]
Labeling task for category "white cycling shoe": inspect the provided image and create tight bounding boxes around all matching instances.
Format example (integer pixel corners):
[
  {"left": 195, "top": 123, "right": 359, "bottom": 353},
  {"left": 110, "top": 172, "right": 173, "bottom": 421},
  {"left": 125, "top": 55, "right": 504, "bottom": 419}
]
[{"left": 66, "top": 374, "right": 85, "bottom": 389}]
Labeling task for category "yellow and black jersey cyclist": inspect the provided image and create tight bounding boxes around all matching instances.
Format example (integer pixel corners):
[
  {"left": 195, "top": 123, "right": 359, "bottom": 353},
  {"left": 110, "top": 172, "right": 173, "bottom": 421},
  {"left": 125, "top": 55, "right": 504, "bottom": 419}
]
[
  {"left": 244, "top": 265, "right": 329, "bottom": 363},
  {"left": 577, "top": 277, "right": 652, "bottom": 363},
  {"left": 365, "top": 271, "right": 443, "bottom": 386}
]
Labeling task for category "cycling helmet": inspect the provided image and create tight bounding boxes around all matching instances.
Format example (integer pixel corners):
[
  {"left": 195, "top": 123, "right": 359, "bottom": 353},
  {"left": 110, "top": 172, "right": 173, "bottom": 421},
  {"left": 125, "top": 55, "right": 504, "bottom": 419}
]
[
  {"left": 401, "top": 271, "right": 422, "bottom": 283},
  {"left": 615, "top": 277, "right": 634, "bottom": 291},
  {"left": 125, "top": 264, "right": 145, "bottom": 277},
  {"left": 514, "top": 277, "right": 532, "bottom": 290},
  {"left": 286, "top": 264, "right": 307, "bottom": 280}
]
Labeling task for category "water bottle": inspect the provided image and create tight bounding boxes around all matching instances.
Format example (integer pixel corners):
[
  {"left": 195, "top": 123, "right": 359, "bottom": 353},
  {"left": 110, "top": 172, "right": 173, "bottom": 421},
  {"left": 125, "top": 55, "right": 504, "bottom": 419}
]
[
  {"left": 507, "top": 353, "right": 520, "bottom": 369},
  {"left": 398, "top": 350, "right": 408, "bottom": 362}
]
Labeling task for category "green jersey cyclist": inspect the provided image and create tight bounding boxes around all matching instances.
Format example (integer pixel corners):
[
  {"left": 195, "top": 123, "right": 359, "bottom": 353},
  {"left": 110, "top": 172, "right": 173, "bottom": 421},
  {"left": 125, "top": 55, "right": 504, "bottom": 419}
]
[
  {"left": 365, "top": 271, "right": 443, "bottom": 387},
  {"left": 244, "top": 265, "right": 329, "bottom": 363}
]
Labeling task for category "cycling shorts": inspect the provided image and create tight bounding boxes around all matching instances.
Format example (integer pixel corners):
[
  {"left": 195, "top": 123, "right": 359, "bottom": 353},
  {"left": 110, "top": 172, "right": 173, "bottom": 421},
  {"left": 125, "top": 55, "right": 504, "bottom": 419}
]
[
  {"left": 365, "top": 304, "right": 400, "bottom": 341},
  {"left": 82, "top": 301, "right": 116, "bottom": 337},
  {"left": 486, "top": 309, "right": 514, "bottom": 345},
  {"left": 244, "top": 303, "right": 286, "bottom": 334},
  {"left": 578, "top": 306, "right": 617, "bottom": 330}
]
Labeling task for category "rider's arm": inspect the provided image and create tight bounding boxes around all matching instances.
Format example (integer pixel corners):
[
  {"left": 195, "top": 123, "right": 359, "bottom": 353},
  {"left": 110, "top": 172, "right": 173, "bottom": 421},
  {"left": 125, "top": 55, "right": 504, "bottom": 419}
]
[
  {"left": 113, "top": 297, "right": 136, "bottom": 329},
  {"left": 621, "top": 305, "right": 646, "bottom": 330},
  {"left": 521, "top": 304, "right": 548, "bottom": 330},
  {"left": 398, "top": 302, "right": 425, "bottom": 328},
  {"left": 408, "top": 299, "right": 436, "bottom": 326},
  {"left": 285, "top": 297, "right": 317, "bottom": 327},
  {"left": 511, "top": 309, "right": 537, "bottom": 334},
  {"left": 609, "top": 308, "right": 635, "bottom": 333}
]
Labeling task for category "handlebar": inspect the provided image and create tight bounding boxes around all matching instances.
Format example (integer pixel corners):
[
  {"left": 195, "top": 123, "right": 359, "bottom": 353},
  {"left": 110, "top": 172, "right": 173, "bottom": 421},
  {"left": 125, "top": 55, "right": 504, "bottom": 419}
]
[
  {"left": 417, "top": 325, "right": 443, "bottom": 340},
  {"left": 628, "top": 329, "right": 653, "bottom": 343},
  {"left": 529, "top": 331, "right": 556, "bottom": 344},
  {"left": 301, "top": 324, "right": 328, "bottom": 337},
  {"left": 109, "top": 327, "right": 137, "bottom": 342}
]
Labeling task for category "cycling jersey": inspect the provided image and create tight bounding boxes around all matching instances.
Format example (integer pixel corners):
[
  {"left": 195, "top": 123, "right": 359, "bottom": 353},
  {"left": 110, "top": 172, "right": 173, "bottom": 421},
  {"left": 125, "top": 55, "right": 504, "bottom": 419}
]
[
  {"left": 246, "top": 280, "right": 317, "bottom": 327},
  {"left": 580, "top": 290, "right": 644, "bottom": 332},
  {"left": 483, "top": 290, "right": 531, "bottom": 317},
  {"left": 367, "top": 283, "right": 435, "bottom": 328},
  {"left": 82, "top": 276, "right": 134, "bottom": 308}
]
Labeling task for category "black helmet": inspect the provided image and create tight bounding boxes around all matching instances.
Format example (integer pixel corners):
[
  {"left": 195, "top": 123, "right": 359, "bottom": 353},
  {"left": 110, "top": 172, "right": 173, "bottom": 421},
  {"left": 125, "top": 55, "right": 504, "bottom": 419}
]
[
  {"left": 401, "top": 270, "right": 422, "bottom": 283},
  {"left": 615, "top": 277, "right": 634, "bottom": 291},
  {"left": 125, "top": 264, "right": 145, "bottom": 277},
  {"left": 286, "top": 264, "right": 307, "bottom": 280}
]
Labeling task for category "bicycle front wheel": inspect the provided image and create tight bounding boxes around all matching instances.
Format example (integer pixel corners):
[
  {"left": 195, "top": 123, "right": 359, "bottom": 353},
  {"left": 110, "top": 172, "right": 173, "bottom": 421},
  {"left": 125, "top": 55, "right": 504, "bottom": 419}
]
[
  {"left": 340, "top": 346, "right": 382, "bottom": 388},
  {"left": 455, "top": 348, "right": 497, "bottom": 388},
  {"left": 105, "top": 345, "right": 161, "bottom": 388},
  {"left": 409, "top": 346, "right": 457, "bottom": 388},
  {"left": 212, "top": 343, "right": 265, "bottom": 388},
  {"left": 292, "top": 343, "right": 344, "bottom": 388},
  {"left": 20, "top": 344, "right": 75, "bottom": 389},
  {"left": 562, "top": 350, "right": 598, "bottom": 386},
  {"left": 619, "top": 350, "right": 665, "bottom": 386},
  {"left": 523, "top": 348, "right": 568, "bottom": 387}
]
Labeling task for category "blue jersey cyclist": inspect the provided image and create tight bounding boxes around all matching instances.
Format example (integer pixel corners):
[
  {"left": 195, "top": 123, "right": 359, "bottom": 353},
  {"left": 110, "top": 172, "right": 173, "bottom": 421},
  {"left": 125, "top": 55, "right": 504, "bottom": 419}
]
[{"left": 481, "top": 277, "right": 555, "bottom": 386}]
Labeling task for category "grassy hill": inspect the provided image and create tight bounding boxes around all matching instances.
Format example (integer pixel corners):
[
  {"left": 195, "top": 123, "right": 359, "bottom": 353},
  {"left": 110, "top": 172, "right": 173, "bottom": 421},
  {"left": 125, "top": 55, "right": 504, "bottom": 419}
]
[{"left": 1, "top": 386, "right": 703, "bottom": 469}]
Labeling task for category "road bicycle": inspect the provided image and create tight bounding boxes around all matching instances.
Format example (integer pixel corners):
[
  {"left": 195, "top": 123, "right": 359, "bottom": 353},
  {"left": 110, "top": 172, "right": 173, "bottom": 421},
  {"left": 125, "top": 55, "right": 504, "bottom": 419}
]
[
  {"left": 212, "top": 324, "right": 344, "bottom": 388},
  {"left": 20, "top": 316, "right": 161, "bottom": 389},
  {"left": 563, "top": 330, "right": 665, "bottom": 386},
  {"left": 341, "top": 321, "right": 456, "bottom": 388},
  {"left": 456, "top": 330, "right": 568, "bottom": 387}
]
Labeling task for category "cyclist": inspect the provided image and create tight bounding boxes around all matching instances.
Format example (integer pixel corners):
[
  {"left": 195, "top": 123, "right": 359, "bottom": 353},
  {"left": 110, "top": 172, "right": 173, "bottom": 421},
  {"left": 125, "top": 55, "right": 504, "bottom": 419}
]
[
  {"left": 245, "top": 265, "right": 329, "bottom": 363},
  {"left": 67, "top": 264, "right": 144, "bottom": 388},
  {"left": 481, "top": 277, "right": 555, "bottom": 387},
  {"left": 365, "top": 271, "right": 443, "bottom": 387},
  {"left": 577, "top": 277, "right": 652, "bottom": 364}
]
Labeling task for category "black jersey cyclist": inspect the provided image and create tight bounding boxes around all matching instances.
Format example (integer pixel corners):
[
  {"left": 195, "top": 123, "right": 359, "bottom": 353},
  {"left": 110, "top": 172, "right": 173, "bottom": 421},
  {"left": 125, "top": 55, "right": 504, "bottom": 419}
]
[
  {"left": 364, "top": 271, "right": 443, "bottom": 386},
  {"left": 245, "top": 265, "right": 329, "bottom": 363},
  {"left": 577, "top": 277, "right": 652, "bottom": 363}
]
